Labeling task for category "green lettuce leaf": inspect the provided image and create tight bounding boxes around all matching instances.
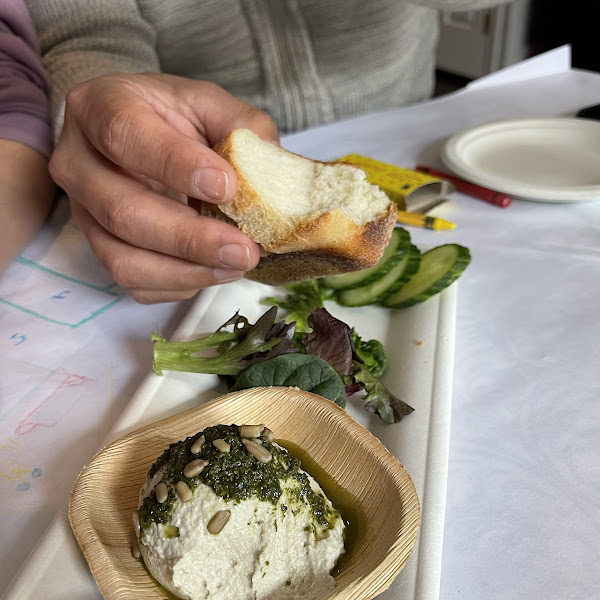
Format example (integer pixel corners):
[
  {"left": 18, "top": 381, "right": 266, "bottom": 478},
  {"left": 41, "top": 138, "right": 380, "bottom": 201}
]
[{"left": 232, "top": 354, "right": 347, "bottom": 408}]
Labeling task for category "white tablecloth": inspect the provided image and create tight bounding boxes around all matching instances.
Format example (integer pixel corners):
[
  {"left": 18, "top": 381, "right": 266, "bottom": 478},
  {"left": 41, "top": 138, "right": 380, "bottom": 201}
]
[{"left": 1, "top": 47, "right": 599, "bottom": 599}]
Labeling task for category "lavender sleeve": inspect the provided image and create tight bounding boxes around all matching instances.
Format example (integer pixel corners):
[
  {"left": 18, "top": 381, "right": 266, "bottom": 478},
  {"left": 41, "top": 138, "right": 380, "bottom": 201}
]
[{"left": 0, "top": 0, "right": 52, "bottom": 158}]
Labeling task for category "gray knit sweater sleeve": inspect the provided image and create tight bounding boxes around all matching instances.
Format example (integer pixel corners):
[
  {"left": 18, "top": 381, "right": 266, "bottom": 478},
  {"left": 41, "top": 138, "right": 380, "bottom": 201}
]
[
  {"left": 408, "top": 0, "right": 512, "bottom": 8},
  {"left": 26, "top": 0, "right": 516, "bottom": 136},
  {"left": 25, "top": 0, "right": 159, "bottom": 141}
]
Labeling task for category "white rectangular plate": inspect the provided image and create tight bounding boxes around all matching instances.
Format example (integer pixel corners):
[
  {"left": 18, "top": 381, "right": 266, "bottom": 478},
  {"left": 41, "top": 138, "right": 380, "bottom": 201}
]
[{"left": 3, "top": 278, "right": 456, "bottom": 600}]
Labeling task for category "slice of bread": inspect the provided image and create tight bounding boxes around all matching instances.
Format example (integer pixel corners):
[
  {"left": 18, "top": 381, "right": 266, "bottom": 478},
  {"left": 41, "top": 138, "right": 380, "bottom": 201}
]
[{"left": 213, "top": 129, "right": 397, "bottom": 285}]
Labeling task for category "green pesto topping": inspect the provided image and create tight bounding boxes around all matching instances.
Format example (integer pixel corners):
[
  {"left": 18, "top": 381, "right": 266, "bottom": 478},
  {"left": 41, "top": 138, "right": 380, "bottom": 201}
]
[{"left": 138, "top": 424, "right": 340, "bottom": 534}]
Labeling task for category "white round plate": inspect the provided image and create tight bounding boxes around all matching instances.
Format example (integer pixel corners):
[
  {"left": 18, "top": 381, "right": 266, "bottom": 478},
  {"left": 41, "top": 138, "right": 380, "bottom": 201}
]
[{"left": 441, "top": 117, "right": 600, "bottom": 202}]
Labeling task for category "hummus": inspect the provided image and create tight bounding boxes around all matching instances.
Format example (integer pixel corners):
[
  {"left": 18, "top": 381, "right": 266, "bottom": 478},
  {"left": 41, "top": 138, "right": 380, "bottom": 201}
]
[{"left": 135, "top": 424, "right": 345, "bottom": 600}]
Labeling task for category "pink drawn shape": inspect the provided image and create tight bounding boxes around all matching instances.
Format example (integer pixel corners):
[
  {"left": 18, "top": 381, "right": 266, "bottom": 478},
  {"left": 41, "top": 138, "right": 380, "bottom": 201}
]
[{"left": 15, "top": 369, "right": 90, "bottom": 435}]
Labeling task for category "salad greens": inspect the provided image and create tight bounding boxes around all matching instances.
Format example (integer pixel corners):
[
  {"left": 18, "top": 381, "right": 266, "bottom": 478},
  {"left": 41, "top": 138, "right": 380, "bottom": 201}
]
[
  {"left": 261, "top": 280, "right": 332, "bottom": 332},
  {"left": 152, "top": 307, "right": 294, "bottom": 376},
  {"left": 350, "top": 364, "right": 414, "bottom": 423},
  {"left": 260, "top": 279, "right": 333, "bottom": 332},
  {"left": 352, "top": 332, "right": 387, "bottom": 379},
  {"left": 232, "top": 353, "right": 347, "bottom": 408},
  {"left": 153, "top": 306, "right": 413, "bottom": 424}
]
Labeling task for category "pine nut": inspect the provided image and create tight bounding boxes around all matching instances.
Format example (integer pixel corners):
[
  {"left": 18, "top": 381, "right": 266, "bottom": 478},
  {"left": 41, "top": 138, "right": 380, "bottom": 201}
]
[
  {"left": 241, "top": 438, "right": 272, "bottom": 463},
  {"left": 263, "top": 427, "right": 274, "bottom": 442},
  {"left": 239, "top": 424, "right": 263, "bottom": 438},
  {"left": 207, "top": 509, "right": 231, "bottom": 534},
  {"left": 191, "top": 435, "right": 205, "bottom": 454},
  {"left": 213, "top": 439, "right": 230, "bottom": 453},
  {"left": 175, "top": 480, "right": 193, "bottom": 502},
  {"left": 155, "top": 482, "right": 168, "bottom": 504},
  {"left": 183, "top": 459, "right": 208, "bottom": 478}
]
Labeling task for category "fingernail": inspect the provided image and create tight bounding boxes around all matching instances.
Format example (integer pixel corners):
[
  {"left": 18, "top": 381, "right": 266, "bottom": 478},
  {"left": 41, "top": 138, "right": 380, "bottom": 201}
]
[
  {"left": 213, "top": 268, "right": 245, "bottom": 283},
  {"left": 218, "top": 244, "right": 251, "bottom": 270},
  {"left": 194, "top": 168, "right": 229, "bottom": 202}
]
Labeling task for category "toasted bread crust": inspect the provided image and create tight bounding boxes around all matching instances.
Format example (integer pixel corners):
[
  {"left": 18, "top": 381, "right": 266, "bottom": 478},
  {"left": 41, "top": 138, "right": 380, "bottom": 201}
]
[
  {"left": 212, "top": 131, "right": 397, "bottom": 284},
  {"left": 245, "top": 250, "right": 370, "bottom": 285}
]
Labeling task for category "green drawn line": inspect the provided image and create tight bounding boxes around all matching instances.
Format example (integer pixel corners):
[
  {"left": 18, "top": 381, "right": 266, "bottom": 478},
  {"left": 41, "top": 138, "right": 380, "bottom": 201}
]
[
  {"left": 1, "top": 256, "right": 125, "bottom": 326},
  {"left": 15, "top": 256, "right": 119, "bottom": 294},
  {"left": 0, "top": 295, "right": 124, "bottom": 328},
  {"left": 74, "top": 295, "right": 124, "bottom": 326}
]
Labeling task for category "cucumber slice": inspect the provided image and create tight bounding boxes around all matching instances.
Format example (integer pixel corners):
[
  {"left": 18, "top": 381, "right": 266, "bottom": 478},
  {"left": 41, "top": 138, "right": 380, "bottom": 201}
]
[
  {"left": 381, "top": 244, "right": 471, "bottom": 308},
  {"left": 336, "top": 244, "right": 421, "bottom": 307},
  {"left": 321, "top": 228, "right": 410, "bottom": 290},
  {"left": 376, "top": 243, "right": 421, "bottom": 300}
]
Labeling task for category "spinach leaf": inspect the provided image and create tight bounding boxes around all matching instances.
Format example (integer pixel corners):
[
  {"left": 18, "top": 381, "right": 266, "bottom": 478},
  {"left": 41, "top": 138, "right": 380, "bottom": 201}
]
[{"left": 232, "top": 354, "right": 347, "bottom": 408}]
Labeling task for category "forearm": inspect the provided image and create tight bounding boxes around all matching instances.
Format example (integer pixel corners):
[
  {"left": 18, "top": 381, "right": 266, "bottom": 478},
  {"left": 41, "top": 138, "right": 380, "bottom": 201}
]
[
  {"left": 0, "top": 140, "right": 55, "bottom": 275},
  {"left": 25, "top": 0, "right": 160, "bottom": 140}
]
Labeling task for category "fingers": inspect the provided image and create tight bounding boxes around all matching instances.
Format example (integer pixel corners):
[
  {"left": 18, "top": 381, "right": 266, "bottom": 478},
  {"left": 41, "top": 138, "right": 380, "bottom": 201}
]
[
  {"left": 50, "top": 73, "right": 276, "bottom": 304},
  {"left": 62, "top": 74, "right": 279, "bottom": 205},
  {"left": 71, "top": 200, "right": 246, "bottom": 303},
  {"left": 64, "top": 80, "right": 235, "bottom": 204},
  {"left": 174, "top": 78, "right": 280, "bottom": 145},
  {"left": 53, "top": 128, "right": 261, "bottom": 269},
  {"left": 128, "top": 289, "right": 200, "bottom": 304}
]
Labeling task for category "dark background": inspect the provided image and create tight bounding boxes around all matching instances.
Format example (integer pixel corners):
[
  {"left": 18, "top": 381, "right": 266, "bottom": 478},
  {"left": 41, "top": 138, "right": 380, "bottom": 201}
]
[{"left": 528, "top": 0, "right": 599, "bottom": 72}]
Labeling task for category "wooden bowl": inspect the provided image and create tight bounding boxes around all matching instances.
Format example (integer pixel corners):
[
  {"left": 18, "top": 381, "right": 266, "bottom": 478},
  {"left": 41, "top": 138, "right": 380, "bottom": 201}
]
[{"left": 69, "top": 387, "right": 420, "bottom": 599}]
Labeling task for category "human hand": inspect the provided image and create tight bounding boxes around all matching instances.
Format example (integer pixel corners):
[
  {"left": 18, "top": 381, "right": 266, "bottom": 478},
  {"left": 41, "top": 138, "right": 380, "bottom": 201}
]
[{"left": 49, "top": 73, "right": 279, "bottom": 303}]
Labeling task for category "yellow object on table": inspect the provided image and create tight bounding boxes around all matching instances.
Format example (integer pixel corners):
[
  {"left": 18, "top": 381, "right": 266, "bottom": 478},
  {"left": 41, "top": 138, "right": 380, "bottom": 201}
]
[
  {"left": 336, "top": 154, "right": 454, "bottom": 213},
  {"left": 396, "top": 210, "right": 455, "bottom": 230}
]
